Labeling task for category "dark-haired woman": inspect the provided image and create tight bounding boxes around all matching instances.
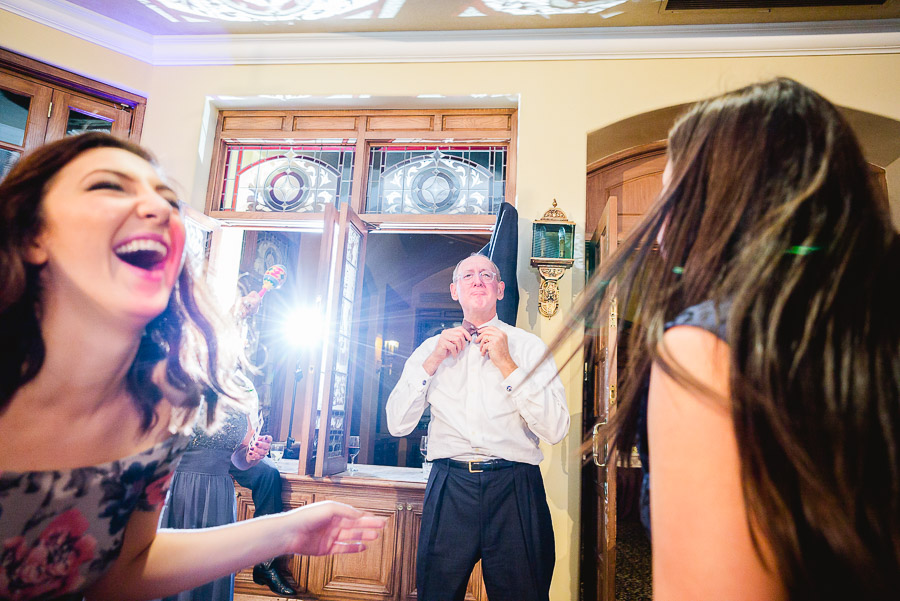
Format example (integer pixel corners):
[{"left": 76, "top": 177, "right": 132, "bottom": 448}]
[
  {"left": 0, "top": 133, "right": 383, "bottom": 601},
  {"left": 571, "top": 79, "right": 899, "bottom": 600}
]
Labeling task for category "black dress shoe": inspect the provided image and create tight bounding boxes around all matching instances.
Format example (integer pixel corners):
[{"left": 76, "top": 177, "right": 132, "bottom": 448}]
[{"left": 253, "top": 562, "right": 296, "bottom": 596}]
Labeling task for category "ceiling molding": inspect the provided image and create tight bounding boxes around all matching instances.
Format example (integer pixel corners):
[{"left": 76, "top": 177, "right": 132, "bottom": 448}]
[
  {"left": 1, "top": 0, "right": 154, "bottom": 62},
  {"left": 2, "top": 1, "right": 898, "bottom": 66}
]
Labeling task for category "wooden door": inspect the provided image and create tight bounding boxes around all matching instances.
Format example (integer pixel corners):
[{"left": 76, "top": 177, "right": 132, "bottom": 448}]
[
  {"left": 581, "top": 197, "right": 618, "bottom": 601},
  {"left": 295, "top": 202, "right": 370, "bottom": 477}
]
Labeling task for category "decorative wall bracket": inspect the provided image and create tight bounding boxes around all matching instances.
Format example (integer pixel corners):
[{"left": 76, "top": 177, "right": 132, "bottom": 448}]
[{"left": 531, "top": 199, "right": 575, "bottom": 318}]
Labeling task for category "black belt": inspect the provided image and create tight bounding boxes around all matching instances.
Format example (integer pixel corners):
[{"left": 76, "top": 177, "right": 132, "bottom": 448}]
[{"left": 436, "top": 458, "right": 517, "bottom": 473}]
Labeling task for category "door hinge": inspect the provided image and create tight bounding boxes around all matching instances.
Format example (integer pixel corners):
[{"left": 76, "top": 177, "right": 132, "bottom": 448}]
[
  {"left": 609, "top": 299, "right": 617, "bottom": 329},
  {"left": 609, "top": 384, "right": 617, "bottom": 405}
]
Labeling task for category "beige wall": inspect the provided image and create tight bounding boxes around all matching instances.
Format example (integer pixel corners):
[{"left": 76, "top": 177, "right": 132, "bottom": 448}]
[{"left": 5, "top": 10, "right": 900, "bottom": 598}]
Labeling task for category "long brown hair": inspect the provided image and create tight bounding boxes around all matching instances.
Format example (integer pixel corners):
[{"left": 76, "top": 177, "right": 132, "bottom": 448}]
[
  {"left": 566, "top": 78, "right": 899, "bottom": 599},
  {"left": 0, "top": 132, "right": 249, "bottom": 430}
]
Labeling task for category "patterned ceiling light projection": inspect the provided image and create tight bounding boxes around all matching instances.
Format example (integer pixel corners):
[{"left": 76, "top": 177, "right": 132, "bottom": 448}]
[
  {"left": 480, "top": 0, "right": 628, "bottom": 16},
  {"left": 147, "top": 0, "right": 384, "bottom": 21}
]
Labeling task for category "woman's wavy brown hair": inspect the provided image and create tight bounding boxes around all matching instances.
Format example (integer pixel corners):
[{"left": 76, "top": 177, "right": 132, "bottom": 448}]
[
  {"left": 563, "top": 78, "right": 899, "bottom": 599},
  {"left": 0, "top": 132, "right": 249, "bottom": 431}
]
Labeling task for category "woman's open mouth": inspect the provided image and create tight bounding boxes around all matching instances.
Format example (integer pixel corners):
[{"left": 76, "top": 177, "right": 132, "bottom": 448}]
[{"left": 113, "top": 238, "right": 169, "bottom": 271}]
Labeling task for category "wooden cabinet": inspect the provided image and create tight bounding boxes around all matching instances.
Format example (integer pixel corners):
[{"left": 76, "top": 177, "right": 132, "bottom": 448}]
[{"left": 235, "top": 464, "right": 487, "bottom": 600}]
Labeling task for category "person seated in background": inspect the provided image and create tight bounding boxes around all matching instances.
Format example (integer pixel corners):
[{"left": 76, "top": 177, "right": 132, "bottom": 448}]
[
  {"left": 562, "top": 78, "right": 899, "bottom": 600},
  {"left": 0, "top": 132, "right": 384, "bottom": 601}
]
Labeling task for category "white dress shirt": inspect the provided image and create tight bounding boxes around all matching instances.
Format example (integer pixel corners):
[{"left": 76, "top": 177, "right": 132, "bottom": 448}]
[{"left": 386, "top": 316, "right": 569, "bottom": 465}]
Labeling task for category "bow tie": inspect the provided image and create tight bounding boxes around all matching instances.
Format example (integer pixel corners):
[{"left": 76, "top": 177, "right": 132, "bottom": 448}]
[{"left": 461, "top": 320, "right": 479, "bottom": 337}]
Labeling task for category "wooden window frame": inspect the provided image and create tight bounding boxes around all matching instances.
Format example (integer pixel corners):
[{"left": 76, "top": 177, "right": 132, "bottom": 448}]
[
  {"left": 205, "top": 108, "right": 517, "bottom": 233},
  {"left": 0, "top": 47, "right": 146, "bottom": 144}
]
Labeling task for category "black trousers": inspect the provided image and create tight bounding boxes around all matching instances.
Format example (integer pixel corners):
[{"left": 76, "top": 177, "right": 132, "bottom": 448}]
[
  {"left": 416, "top": 460, "right": 555, "bottom": 601},
  {"left": 229, "top": 457, "right": 283, "bottom": 517}
]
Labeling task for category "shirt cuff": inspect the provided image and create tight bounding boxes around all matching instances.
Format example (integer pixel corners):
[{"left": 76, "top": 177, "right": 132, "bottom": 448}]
[
  {"left": 411, "top": 363, "right": 432, "bottom": 391},
  {"left": 502, "top": 367, "right": 527, "bottom": 394}
]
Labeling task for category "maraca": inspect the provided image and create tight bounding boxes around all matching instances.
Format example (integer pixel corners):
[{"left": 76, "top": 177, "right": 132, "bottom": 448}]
[{"left": 259, "top": 264, "right": 286, "bottom": 298}]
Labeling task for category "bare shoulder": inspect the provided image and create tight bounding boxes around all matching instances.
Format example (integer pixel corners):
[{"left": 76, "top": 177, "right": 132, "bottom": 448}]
[
  {"left": 658, "top": 325, "right": 731, "bottom": 398},
  {"left": 649, "top": 325, "right": 785, "bottom": 601}
]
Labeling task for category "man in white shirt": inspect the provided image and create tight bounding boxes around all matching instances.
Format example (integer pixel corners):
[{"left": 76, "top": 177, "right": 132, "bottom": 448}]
[{"left": 386, "top": 254, "right": 569, "bottom": 601}]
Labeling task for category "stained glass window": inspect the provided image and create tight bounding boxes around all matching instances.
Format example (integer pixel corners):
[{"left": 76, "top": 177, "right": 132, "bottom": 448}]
[
  {"left": 366, "top": 145, "right": 506, "bottom": 215},
  {"left": 217, "top": 142, "right": 355, "bottom": 213}
]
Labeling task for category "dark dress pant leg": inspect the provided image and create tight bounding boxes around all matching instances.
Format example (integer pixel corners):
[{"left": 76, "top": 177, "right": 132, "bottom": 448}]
[
  {"left": 229, "top": 457, "right": 283, "bottom": 517},
  {"left": 480, "top": 463, "right": 555, "bottom": 601},
  {"left": 417, "top": 462, "right": 481, "bottom": 601}
]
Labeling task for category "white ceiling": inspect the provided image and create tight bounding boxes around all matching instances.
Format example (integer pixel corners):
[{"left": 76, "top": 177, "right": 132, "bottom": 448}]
[
  {"left": 2, "top": 0, "right": 899, "bottom": 65},
  {"left": 13, "top": 0, "right": 900, "bottom": 36}
]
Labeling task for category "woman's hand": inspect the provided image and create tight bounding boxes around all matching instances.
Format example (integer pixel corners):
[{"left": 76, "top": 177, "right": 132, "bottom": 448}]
[
  {"left": 247, "top": 434, "right": 272, "bottom": 463},
  {"left": 283, "top": 501, "right": 387, "bottom": 556}
]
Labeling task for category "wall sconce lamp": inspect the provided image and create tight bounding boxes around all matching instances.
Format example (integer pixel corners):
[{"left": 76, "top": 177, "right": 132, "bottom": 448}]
[{"left": 530, "top": 199, "right": 575, "bottom": 318}]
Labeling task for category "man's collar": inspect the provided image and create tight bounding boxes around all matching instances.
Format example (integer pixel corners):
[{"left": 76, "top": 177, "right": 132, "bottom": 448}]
[{"left": 465, "top": 314, "right": 500, "bottom": 329}]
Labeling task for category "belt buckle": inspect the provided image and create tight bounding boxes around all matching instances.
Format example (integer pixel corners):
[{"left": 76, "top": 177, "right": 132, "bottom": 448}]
[{"left": 468, "top": 461, "right": 483, "bottom": 473}]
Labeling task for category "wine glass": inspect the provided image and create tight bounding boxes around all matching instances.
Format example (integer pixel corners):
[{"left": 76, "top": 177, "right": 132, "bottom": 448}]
[
  {"left": 420, "top": 435, "right": 430, "bottom": 478},
  {"left": 348, "top": 436, "right": 361, "bottom": 474},
  {"left": 269, "top": 441, "right": 285, "bottom": 465}
]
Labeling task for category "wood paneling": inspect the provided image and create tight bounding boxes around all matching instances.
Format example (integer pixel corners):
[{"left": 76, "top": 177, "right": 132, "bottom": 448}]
[
  {"left": 294, "top": 115, "right": 358, "bottom": 131},
  {"left": 442, "top": 114, "right": 510, "bottom": 131},
  {"left": 223, "top": 115, "right": 286, "bottom": 131},
  {"left": 367, "top": 115, "right": 434, "bottom": 131}
]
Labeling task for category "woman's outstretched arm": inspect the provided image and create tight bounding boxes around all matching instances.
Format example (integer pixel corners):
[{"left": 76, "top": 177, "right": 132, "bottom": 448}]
[{"left": 85, "top": 501, "right": 385, "bottom": 601}]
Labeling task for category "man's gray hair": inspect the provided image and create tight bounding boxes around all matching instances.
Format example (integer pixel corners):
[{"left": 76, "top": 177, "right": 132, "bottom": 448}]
[{"left": 452, "top": 253, "right": 502, "bottom": 283}]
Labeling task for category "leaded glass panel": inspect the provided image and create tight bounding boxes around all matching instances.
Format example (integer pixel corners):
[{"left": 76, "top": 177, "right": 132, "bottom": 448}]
[
  {"left": 366, "top": 145, "right": 506, "bottom": 215},
  {"left": 218, "top": 143, "right": 354, "bottom": 213}
]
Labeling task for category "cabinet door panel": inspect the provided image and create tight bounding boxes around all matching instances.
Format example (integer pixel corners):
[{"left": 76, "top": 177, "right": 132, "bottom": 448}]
[
  {"left": 234, "top": 485, "right": 312, "bottom": 596},
  {"left": 308, "top": 493, "right": 401, "bottom": 600}
]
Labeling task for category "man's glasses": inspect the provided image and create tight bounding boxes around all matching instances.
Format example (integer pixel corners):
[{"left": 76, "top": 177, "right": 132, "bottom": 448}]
[{"left": 457, "top": 271, "right": 498, "bottom": 283}]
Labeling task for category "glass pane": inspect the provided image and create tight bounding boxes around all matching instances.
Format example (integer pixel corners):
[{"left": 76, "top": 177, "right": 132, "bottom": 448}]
[
  {"left": 366, "top": 145, "right": 507, "bottom": 215},
  {"left": 66, "top": 110, "right": 113, "bottom": 136},
  {"left": 219, "top": 143, "right": 355, "bottom": 212},
  {"left": 0, "top": 147, "right": 21, "bottom": 179},
  {"left": 0, "top": 89, "right": 31, "bottom": 146}
]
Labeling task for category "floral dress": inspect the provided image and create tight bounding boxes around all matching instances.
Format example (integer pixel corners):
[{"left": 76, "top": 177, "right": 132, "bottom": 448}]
[{"left": 0, "top": 433, "right": 189, "bottom": 601}]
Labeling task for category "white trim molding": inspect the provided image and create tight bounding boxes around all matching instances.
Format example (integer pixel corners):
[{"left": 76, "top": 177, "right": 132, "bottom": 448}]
[{"left": 2, "top": 0, "right": 899, "bottom": 66}]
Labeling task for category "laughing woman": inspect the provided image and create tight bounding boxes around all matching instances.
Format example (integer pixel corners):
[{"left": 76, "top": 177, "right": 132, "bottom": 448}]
[{"left": 0, "top": 132, "right": 384, "bottom": 601}]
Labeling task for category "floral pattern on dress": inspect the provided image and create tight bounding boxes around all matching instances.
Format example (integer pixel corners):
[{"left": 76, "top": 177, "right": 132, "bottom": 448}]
[
  {"left": 0, "top": 509, "right": 96, "bottom": 600},
  {"left": 0, "top": 433, "right": 189, "bottom": 601}
]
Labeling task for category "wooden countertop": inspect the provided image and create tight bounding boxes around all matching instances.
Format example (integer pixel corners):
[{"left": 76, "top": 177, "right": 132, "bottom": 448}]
[{"left": 274, "top": 460, "right": 428, "bottom": 489}]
